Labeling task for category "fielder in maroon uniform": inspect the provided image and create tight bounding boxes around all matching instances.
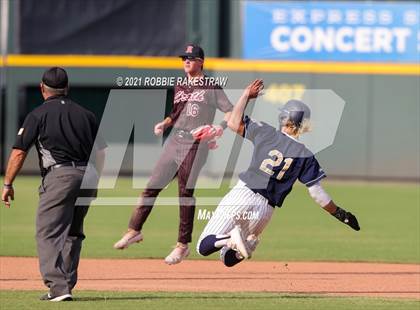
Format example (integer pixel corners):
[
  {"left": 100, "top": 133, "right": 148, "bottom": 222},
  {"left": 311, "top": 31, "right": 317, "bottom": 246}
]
[{"left": 114, "top": 44, "right": 233, "bottom": 264}]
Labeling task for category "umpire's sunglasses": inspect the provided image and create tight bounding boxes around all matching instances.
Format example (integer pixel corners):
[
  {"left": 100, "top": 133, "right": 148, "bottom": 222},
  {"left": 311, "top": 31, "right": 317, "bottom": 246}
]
[{"left": 181, "top": 56, "right": 201, "bottom": 61}]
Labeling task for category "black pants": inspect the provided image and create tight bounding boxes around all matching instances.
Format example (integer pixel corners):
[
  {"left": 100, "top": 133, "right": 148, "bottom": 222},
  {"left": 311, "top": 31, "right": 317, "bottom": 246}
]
[{"left": 129, "top": 135, "right": 209, "bottom": 243}]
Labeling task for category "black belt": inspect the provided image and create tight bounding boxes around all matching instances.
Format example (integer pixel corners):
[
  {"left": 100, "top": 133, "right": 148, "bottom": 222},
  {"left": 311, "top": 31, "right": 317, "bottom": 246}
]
[
  {"left": 46, "top": 161, "right": 88, "bottom": 173},
  {"left": 173, "top": 128, "right": 194, "bottom": 140}
]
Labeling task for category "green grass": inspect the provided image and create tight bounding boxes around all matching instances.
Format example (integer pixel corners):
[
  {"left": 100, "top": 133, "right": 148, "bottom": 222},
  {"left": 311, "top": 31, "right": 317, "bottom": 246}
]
[
  {"left": 0, "top": 291, "right": 419, "bottom": 310},
  {"left": 0, "top": 176, "right": 419, "bottom": 263}
]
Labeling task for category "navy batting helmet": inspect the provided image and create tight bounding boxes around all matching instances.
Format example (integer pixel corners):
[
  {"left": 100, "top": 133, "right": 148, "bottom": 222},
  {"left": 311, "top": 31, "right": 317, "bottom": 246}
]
[{"left": 278, "top": 99, "right": 311, "bottom": 128}]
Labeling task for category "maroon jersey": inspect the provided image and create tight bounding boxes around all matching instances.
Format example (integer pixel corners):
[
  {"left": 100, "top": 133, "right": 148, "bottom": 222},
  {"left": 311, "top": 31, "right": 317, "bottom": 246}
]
[{"left": 170, "top": 84, "right": 233, "bottom": 131}]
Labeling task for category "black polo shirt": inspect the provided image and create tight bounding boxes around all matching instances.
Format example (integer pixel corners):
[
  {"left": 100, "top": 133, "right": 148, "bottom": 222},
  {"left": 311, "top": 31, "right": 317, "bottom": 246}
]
[{"left": 13, "top": 95, "right": 107, "bottom": 175}]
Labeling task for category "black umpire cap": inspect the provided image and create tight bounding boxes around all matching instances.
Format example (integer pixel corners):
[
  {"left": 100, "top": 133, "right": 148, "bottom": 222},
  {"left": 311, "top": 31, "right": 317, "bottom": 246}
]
[
  {"left": 42, "top": 67, "right": 68, "bottom": 89},
  {"left": 179, "top": 44, "right": 205, "bottom": 60}
]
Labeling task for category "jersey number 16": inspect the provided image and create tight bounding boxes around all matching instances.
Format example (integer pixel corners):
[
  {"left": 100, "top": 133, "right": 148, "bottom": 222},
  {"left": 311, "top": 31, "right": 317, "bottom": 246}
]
[{"left": 259, "top": 150, "right": 293, "bottom": 181}]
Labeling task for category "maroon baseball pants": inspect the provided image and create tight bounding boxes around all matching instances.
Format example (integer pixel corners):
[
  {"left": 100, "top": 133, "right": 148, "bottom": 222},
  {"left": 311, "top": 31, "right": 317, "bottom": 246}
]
[{"left": 128, "top": 134, "right": 209, "bottom": 244}]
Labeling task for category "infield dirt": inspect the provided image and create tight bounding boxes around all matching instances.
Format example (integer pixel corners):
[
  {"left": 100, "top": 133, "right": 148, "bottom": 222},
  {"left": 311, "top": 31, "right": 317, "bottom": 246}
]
[{"left": 0, "top": 257, "right": 419, "bottom": 299}]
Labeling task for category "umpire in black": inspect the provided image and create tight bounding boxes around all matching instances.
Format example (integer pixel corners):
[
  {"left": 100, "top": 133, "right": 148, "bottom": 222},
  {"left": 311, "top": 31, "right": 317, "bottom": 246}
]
[{"left": 1, "top": 67, "right": 106, "bottom": 301}]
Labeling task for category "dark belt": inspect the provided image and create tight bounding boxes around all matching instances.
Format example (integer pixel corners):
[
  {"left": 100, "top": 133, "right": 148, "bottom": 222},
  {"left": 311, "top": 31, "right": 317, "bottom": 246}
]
[
  {"left": 173, "top": 128, "right": 194, "bottom": 140},
  {"left": 46, "top": 161, "right": 88, "bottom": 173}
]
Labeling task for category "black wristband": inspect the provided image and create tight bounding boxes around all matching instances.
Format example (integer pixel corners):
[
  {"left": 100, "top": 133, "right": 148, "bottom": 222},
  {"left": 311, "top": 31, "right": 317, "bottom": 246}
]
[
  {"left": 219, "top": 120, "right": 228, "bottom": 130},
  {"left": 3, "top": 184, "right": 13, "bottom": 189}
]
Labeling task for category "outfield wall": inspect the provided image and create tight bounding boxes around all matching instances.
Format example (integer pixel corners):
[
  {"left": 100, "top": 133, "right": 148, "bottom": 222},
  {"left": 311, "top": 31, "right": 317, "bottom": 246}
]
[{"left": 1, "top": 56, "right": 419, "bottom": 181}]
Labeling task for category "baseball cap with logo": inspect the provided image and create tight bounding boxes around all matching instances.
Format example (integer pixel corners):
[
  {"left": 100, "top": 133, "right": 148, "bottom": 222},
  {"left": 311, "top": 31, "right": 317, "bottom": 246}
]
[
  {"left": 42, "top": 67, "right": 68, "bottom": 89},
  {"left": 179, "top": 44, "right": 205, "bottom": 60}
]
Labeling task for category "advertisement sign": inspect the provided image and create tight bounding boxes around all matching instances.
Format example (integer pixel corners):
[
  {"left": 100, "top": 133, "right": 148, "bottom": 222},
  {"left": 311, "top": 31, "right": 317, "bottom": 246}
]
[{"left": 243, "top": 1, "right": 420, "bottom": 62}]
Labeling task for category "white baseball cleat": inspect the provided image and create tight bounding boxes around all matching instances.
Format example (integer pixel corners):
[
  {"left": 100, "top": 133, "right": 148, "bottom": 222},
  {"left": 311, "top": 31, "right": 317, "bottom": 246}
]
[
  {"left": 164, "top": 243, "right": 190, "bottom": 265},
  {"left": 113, "top": 229, "right": 143, "bottom": 250},
  {"left": 227, "top": 225, "right": 249, "bottom": 259}
]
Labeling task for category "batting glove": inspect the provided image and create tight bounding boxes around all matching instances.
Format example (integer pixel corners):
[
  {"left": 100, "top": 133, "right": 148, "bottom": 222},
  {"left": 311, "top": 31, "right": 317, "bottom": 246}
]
[
  {"left": 191, "top": 125, "right": 223, "bottom": 141},
  {"left": 332, "top": 206, "right": 360, "bottom": 231}
]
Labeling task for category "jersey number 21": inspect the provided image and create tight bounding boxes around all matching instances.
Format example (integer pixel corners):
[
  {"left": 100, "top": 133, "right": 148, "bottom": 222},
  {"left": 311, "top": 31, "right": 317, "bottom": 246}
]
[{"left": 259, "top": 150, "right": 293, "bottom": 181}]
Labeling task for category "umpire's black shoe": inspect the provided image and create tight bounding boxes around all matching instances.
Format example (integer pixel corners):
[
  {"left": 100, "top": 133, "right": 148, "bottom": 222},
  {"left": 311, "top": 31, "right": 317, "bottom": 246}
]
[{"left": 40, "top": 293, "right": 73, "bottom": 302}]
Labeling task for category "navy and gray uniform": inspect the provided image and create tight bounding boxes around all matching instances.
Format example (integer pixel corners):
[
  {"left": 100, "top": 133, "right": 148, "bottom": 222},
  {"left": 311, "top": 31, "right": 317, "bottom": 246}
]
[
  {"left": 13, "top": 95, "right": 106, "bottom": 297},
  {"left": 128, "top": 83, "right": 233, "bottom": 244},
  {"left": 198, "top": 116, "right": 325, "bottom": 251}
]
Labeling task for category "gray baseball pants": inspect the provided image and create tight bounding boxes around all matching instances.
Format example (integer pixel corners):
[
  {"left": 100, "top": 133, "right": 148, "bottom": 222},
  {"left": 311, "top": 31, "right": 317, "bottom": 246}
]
[{"left": 36, "top": 166, "right": 97, "bottom": 296}]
